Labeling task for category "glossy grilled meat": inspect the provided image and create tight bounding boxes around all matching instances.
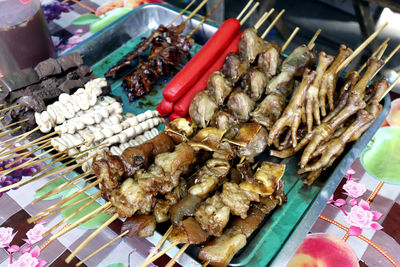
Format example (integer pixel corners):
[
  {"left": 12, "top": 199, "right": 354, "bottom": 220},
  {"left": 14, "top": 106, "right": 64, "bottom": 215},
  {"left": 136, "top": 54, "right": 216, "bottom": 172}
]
[
  {"left": 238, "top": 27, "right": 265, "bottom": 63},
  {"left": 240, "top": 67, "right": 268, "bottom": 101},
  {"left": 105, "top": 23, "right": 186, "bottom": 79},
  {"left": 208, "top": 71, "right": 233, "bottom": 105},
  {"left": 227, "top": 89, "right": 256, "bottom": 122},
  {"left": 222, "top": 53, "right": 249, "bottom": 84},
  {"left": 189, "top": 91, "right": 218, "bottom": 128}
]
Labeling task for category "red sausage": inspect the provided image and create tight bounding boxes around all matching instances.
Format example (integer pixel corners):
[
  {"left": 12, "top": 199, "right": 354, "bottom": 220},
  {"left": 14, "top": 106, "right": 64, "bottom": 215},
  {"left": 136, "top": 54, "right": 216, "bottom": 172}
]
[
  {"left": 163, "top": 18, "right": 240, "bottom": 102},
  {"left": 174, "top": 31, "right": 243, "bottom": 116},
  {"left": 156, "top": 98, "right": 174, "bottom": 116},
  {"left": 169, "top": 112, "right": 182, "bottom": 121}
]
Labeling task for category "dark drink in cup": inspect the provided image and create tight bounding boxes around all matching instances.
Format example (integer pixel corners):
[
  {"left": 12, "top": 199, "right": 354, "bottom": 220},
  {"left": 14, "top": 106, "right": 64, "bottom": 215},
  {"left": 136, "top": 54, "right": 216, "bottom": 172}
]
[{"left": 0, "top": 0, "right": 55, "bottom": 76}]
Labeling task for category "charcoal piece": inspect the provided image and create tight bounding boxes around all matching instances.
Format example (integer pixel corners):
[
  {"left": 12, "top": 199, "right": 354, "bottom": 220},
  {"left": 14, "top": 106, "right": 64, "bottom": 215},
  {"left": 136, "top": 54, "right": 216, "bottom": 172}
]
[
  {"left": 0, "top": 68, "right": 40, "bottom": 91},
  {"left": 9, "top": 84, "right": 41, "bottom": 103},
  {"left": 65, "top": 71, "right": 80, "bottom": 80},
  {"left": 36, "top": 87, "right": 62, "bottom": 103},
  {"left": 0, "top": 84, "right": 10, "bottom": 103},
  {"left": 80, "top": 73, "right": 98, "bottom": 84},
  {"left": 17, "top": 96, "right": 46, "bottom": 113},
  {"left": 40, "top": 77, "right": 59, "bottom": 90},
  {"left": 34, "top": 58, "right": 62, "bottom": 79},
  {"left": 57, "top": 53, "right": 83, "bottom": 71},
  {"left": 100, "top": 84, "right": 111, "bottom": 96},
  {"left": 75, "top": 65, "right": 92, "bottom": 77},
  {"left": 59, "top": 80, "right": 84, "bottom": 94}
]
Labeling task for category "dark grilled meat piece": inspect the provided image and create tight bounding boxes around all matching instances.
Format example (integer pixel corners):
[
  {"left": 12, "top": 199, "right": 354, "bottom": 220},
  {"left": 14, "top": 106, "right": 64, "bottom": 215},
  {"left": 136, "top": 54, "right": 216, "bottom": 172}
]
[
  {"left": 222, "top": 53, "right": 249, "bottom": 84},
  {"left": 227, "top": 89, "right": 256, "bottom": 122},
  {"left": 208, "top": 71, "right": 233, "bottom": 106}
]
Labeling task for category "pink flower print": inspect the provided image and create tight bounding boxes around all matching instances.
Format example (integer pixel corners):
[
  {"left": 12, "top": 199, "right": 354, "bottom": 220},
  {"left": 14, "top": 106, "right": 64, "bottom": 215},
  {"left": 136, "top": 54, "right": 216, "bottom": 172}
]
[
  {"left": 345, "top": 200, "right": 383, "bottom": 236},
  {"left": 25, "top": 223, "right": 48, "bottom": 245},
  {"left": 343, "top": 180, "right": 366, "bottom": 199},
  {"left": 7, "top": 253, "right": 39, "bottom": 267},
  {"left": 0, "top": 227, "right": 16, "bottom": 248}
]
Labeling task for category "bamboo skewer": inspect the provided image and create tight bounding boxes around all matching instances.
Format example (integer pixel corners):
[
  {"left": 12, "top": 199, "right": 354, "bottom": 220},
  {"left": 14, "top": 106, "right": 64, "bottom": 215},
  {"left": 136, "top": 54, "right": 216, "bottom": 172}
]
[
  {"left": 36, "top": 191, "right": 100, "bottom": 224},
  {"left": 308, "top": 28, "right": 321, "bottom": 50},
  {"left": 65, "top": 213, "right": 119, "bottom": 263},
  {"left": 373, "top": 44, "right": 400, "bottom": 78},
  {"left": 141, "top": 241, "right": 181, "bottom": 267},
  {"left": 254, "top": 9, "right": 275, "bottom": 31},
  {"left": 56, "top": 175, "right": 96, "bottom": 194},
  {"left": 32, "top": 171, "right": 93, "bottom": 204},
  {"left": 0, "top": 147, "right": 57, "bottom": 177},
  {"left": 187, "top": 0, "right": 222, "bottom": 39},
  {"left": 28, "top": 179, "right": 103, "bottom": 224},
  {"left": 281, "top": 27, "right": 300, "bottom": 53},
  {"left": 42, "top": 193, "right": 100, "bottom": 237},
  {"left": 358, "top": 37, "right": 390, "bottom": 73},
  {"left": 261, "top": 9, "right": 285, "bottom": 39},
  {"left": 236, "top": 0, "right": 254, "bottom": 20},
  {"left": 76, "top": 230, "right": 129, "bottom": 266},
  {"left": 1, "top": 140, "right": 51, "bottom": 165},
  {"left": 0, "top": 118, "right": 29, "bottom": 131},
  {"left": 183, "top": 0, "right": 209, "bottom": 25},
  {"left": 140, "top": 226, "right": 174, "bottom": 267},
  {"left": 165, "top": 243, "right": 190, "bottom": 267},
  {"left": 377, "top": 43, "right": 388, "bottom": 60},
  {"left": 0, "top": 129, "right": 58, "bottom": 158},
  {"left": 335, "top": 22, "right": 388, "bottom": 74},
  {"left": 240, "top": 1, "right": 259, "bottom": 25},
  {"left": 0, "top": 104, "right": 22, "bottom": 113},
  {"left": 48, "top": 200, "right": 110, "bottom": 242},
  {"left": 0, "top": 155, "right": 87, "bottom": 194},
  {"left": 381, "top": 71, "right": 400, "bottom": 101},
  {"left": 0, "top": 126, "right": 22, "bottom": 138},
  {"left": 168, "top": 0, "right": 197, "bottom": 26},
  {"left": 202, "top": 261, "right": 210, "bottom": 267},
  {"left": 0, "top": 126, "right": 40, "bottom": 155}
]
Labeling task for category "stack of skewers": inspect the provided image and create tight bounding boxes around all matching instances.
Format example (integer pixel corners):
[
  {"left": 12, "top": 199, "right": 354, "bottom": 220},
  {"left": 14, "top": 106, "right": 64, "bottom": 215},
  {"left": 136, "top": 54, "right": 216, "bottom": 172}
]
[{"left": 0, "top": 0, "right": 398, "bottom": 266}]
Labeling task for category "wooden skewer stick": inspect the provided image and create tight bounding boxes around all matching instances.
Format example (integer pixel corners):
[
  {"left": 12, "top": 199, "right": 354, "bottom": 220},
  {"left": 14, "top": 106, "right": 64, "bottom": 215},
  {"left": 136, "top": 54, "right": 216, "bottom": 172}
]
[
  {"left": 0, "top": 126, "right": 40, "bottom": 155},
  {"left": 4, "top": 141, "right": 52, "bottom": 169},
  {"left": 1, "top": 154, "right": 86, "bottom": 194},
  {"left": 308, "top": 28, "right": 321, "bottom": 50},
  {"left": 0, "top": 128, "right": 58, "bottom": 158},
  {"left": 187, "top": 0, "right": 222, "bottom": 39},
  {"left": 261, "top": 9, "right": 285, "bottom": 39},
  {"left": 35, "top": 191, "right": 100, "bottom": 224},
  {"left": 0, "top": 103, "right": 4, "bottom": 108},
  {"left": 65, "top": 213, "right": 119, "bottom": 263},
  {"left": 141, "top": 226, "right": 174, "bottom": 267},
  {"left": 48, "top": 200, "right": 110, "bottom": 242},
  {"left": 335, "top": 21, "right": 388, "bottom": 75},
  {"left": 141, "top": 241, "right": 181, "bottom": 267},
  {"left": 29, "top": 179, "right": 103, "bottom": 224},
  {"left": 358, "top": 37, "right": 390, "bottom": 73},
  {"left": 76, "top": 230, "right": 129, "bottom": 266},
  {"left": 52, "top": 175, "right": 96, "bottom": 196},
  {"left": 0, "top": 104, "right": 22, "bottom": 113},
  {"left": 202, "top": 261, "right": 210, "bottom": 267},
  {"left": 32, "top": 171, "right": 93, "bottom": 204},
  {"left": 240, "top": 1, "right": 260, "bottom": 25},
  {"left": 183, "top": 0, "right": 209, "bottom": 25},
  {"left": 42, "top": 192, "right": 100, "bottom": 237},
  {"left": 0, "top": 118, "right": 29, "bottom": 131},
  {"left": 373, "top": 43, "right": 400, "bottom": 78},
  {"left": 0, "top": 126, "right": 22, "bottom": 138},
  {"left": 380, "top": 70, "right": 400, "bottom": 101},
  {"left": 0, "top": 147, "right": 57, "bottom": 177},
  {"left": 2, "top": 140, "right": 51, "bottom": 165},
  {"left": 34, "top": 153, "right": 91, "bottom": 191},
  {"left": 236, "top": 0, "right": 254, "bottom": 20},
  {"left": 377, "top": 43, "right": 388, "bottom": 59},
  {"left": 281, "top": 27, "right": 300, "bottom": 53},
  {"left": 168, "top": 0, "right": 197, "bottom": 26},
  {"left": 165, "top": 243, "right": 190, "bottom": 267},
  {"left": 383, "top": 43, "right": 400, "bottom": 64},
  {"left": 254, "top": 9, "right": 275, "bottom": 31}
]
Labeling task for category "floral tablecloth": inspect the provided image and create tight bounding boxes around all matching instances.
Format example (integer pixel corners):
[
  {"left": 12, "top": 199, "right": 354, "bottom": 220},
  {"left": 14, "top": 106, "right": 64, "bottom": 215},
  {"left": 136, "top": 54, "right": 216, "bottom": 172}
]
[{"left": 1, "top": 1, "right": 400, "bottom": 266}]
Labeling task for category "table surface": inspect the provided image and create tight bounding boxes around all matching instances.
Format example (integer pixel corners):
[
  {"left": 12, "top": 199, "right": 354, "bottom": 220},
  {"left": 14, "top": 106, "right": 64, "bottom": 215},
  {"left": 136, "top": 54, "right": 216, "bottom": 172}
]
[{"left": 1, "top": 1, "right": 399, "bottom": 266}]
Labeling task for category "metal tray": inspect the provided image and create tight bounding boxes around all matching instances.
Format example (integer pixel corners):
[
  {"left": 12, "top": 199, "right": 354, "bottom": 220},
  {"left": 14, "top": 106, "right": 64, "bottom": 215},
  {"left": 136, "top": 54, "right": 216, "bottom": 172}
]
[{"left": 70, "top": 4, "right": 391, "bottom": 266}]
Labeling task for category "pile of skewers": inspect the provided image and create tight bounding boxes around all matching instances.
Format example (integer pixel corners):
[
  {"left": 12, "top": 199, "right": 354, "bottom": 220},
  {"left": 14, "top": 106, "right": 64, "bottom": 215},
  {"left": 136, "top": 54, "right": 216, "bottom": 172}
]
[{"left": 0, "top": 0, "right": 399, "bottom": 266}]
